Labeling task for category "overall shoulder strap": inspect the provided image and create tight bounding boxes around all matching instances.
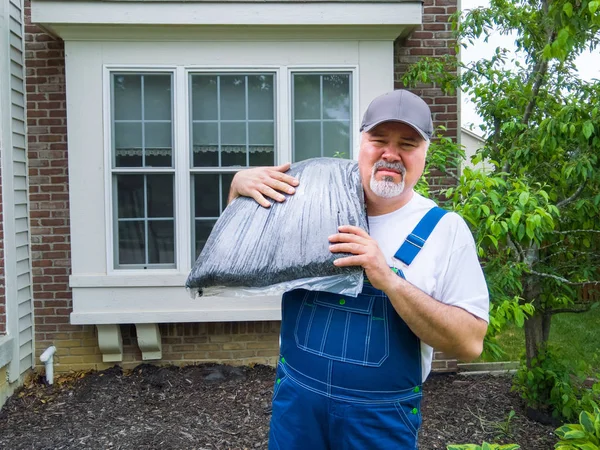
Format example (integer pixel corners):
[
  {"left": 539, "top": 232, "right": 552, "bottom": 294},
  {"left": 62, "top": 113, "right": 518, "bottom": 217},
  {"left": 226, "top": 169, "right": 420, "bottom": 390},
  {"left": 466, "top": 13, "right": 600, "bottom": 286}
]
[{"left": 393, "top": 206, "right": 448, "bottom": 266}]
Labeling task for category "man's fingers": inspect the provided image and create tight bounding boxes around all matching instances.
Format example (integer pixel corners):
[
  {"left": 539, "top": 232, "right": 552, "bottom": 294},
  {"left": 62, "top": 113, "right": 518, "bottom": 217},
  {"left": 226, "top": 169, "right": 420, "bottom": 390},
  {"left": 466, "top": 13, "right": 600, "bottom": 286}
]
[
  {"left": 328, "top": 232, "right": 369, "bottom": 245},
  {"left": 259, "top": 185, "right": 286, "bottom": 203},
  {"left": 264, "top": 177, "right": 297, "bottom": 195},
  {"left": 333, "top": 255, "right": 363, "bottom": 267},
  {"left": 273, "top": 162, "right": 291, "bottom": 172},
  {"left": 337, "top": 225, "right": 369, "bottom": 237},
  {"left": 329, "top": 243, "right": 364, "bottom": 254},
  {"left": 250, "top": 191, "right": 272, "bottom": 208},
  {"left": 267, "top": 170, "right": 299, "bottom": 189}
]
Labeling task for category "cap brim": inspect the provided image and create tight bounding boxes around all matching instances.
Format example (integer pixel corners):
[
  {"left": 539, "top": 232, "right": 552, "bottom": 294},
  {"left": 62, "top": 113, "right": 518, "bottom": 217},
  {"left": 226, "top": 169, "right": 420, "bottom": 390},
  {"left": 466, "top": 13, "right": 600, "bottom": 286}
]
[{"left": 361, "top": 119, "right": 430, "bottom": 141}]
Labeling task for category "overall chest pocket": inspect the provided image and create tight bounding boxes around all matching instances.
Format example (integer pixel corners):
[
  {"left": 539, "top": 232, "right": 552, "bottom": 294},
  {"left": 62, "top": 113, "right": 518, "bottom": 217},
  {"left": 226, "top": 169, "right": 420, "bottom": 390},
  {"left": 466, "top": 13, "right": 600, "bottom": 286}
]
[{"left": 294, "top": 291, "right": 390, "bottom": 367}]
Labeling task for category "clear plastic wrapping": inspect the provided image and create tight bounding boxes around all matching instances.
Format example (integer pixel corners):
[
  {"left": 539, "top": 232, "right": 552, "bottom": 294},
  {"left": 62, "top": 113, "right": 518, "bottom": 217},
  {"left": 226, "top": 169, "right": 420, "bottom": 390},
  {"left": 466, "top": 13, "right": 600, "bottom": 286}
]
[{"left": 185, "top": 157, "right": 368, "bottom": 298}]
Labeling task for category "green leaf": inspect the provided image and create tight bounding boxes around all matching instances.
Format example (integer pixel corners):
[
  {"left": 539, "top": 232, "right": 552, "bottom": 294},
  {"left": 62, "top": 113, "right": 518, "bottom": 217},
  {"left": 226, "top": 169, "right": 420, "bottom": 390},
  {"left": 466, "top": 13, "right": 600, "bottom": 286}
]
[
  {"left": 580, "top": 411, "right": 596, "bottom": 434},
  {"left": 563, "top": 429, "right": 587, "bottom": 440},
  {"left": 543, "top": 44, "right": 552, "bottom": 59},
  {"left": 518, "top": 223, "right": 525, "bottom": 240},
  {"left": 583, "top": 121, "right": 594, "bottom": 139},
  {"left": 519, "top": 192, "right": 530, "bottom": 207},
  {"left": 590, "top": 1, "right": 599, "bottom": 14},
  {"left": 563, "top": 2, "right": 573, "bottom": 17},
  {"left": 511, "top": 210, "right": 522, "bottom": 227},
  {"left": 481, "top": 204, "right": 490, "bottom": 216}
]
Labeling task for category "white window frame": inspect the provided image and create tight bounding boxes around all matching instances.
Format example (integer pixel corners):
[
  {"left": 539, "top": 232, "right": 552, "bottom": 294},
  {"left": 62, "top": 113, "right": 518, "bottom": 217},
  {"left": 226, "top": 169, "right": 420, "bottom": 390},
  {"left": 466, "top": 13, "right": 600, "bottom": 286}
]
[{"left": 103, "top": 64, "right": 359, "bottom": 277}]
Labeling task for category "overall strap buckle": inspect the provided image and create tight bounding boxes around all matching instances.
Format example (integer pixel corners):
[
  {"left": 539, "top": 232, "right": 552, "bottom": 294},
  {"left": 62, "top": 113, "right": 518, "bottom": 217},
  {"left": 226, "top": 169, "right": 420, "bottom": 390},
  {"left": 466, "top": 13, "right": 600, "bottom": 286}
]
[{"left": 393, "top": 206, "right": 448, "bottom": 266}]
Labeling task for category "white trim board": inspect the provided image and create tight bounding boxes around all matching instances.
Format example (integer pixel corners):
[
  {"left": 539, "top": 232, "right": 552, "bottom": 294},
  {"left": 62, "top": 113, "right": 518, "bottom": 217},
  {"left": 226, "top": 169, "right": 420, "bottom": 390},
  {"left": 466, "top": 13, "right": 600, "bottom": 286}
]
[
  {"left": 32, "top": 1, "right": 423, "bottom": 27},
  {"left": 70, "top": 287, "right": 282, "bottom": 324},
  {"left": 0, "top": 336, "right": 14, "bottom": 370}
]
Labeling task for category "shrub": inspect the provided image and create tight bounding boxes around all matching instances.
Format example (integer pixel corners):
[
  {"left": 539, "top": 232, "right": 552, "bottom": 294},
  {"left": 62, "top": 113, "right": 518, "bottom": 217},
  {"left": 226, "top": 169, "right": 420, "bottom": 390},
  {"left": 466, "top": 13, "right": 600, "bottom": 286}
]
[
  {"left": 447, "top": 443, "right": 520, "bottom": 450},
  {"left": 513, "top": 348, "right": 598, "bottom": 422},
  {"left": 554, "top": 401, "right": 600, "bottom": 449}
]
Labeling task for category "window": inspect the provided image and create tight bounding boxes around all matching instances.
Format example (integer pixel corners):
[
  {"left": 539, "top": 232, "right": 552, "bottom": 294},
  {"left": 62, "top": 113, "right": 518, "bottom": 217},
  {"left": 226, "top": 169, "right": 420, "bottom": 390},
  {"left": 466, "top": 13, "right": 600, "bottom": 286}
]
[
  {"left": 108, "top": 68, "right": 354, "bottom": 270},
  {"left": 111, "top": 73, "right": 176, "bottom": 269},
  {"left": 292, "top": 73, "right": 352, "bottom": 162},
  {"left": 190, "top": 73, "right": 276, "bottom": 258}
]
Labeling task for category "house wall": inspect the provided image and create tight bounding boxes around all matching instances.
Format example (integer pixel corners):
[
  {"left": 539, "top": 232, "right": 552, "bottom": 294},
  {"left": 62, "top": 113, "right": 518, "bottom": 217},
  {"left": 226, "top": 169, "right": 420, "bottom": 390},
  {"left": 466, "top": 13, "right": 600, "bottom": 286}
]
[
  {"left": 395, "top": 0, "right": 459, "bottom": 199},
  {"left": 0, "top": 162, "right": 5, "bottom": 335},
  {"left": 24, "top": 0, "right": 460, "bottom": 374}
]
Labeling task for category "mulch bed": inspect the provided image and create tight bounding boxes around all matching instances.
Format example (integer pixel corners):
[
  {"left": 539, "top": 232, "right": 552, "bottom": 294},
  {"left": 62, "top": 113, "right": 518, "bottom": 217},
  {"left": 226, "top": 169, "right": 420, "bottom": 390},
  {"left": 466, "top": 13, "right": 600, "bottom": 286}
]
[{"left": 0, "top": 364, "right": 557, "bottom": 449}]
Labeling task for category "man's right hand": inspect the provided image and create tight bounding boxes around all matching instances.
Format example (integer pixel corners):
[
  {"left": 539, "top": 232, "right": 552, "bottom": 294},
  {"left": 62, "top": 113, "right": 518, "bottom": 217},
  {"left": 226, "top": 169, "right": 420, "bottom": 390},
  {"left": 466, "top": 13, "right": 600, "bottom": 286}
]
[{"left": 228, "top": 163, "right": 300, "bottom": 208}]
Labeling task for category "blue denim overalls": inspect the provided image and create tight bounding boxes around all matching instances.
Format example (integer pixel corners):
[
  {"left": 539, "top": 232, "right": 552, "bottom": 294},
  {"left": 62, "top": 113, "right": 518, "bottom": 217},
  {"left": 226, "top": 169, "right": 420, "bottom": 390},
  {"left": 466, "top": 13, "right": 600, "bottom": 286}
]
[{"left": 269, "top": 207, "right": 448, "bottom": 450}]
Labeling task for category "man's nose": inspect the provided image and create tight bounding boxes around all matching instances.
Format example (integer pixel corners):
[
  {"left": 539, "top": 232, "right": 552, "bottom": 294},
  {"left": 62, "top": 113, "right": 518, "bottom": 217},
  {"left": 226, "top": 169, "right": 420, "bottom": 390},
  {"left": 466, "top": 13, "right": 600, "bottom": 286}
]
[{"left": 381, "top": 145, "right": 402, "bottom": 162}]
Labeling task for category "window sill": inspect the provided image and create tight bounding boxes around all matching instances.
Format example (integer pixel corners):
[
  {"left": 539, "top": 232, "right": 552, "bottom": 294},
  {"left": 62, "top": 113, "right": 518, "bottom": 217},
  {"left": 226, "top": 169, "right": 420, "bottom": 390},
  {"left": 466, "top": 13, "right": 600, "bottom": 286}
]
[{"left": 69, "top": 275, "right": 282, "bottom": 325}]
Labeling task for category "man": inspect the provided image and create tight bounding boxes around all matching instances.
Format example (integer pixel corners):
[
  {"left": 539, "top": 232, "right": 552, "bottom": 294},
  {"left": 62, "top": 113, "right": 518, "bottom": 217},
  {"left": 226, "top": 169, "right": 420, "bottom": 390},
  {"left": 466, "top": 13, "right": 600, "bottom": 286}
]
[{"left": 229, "top": 90, "right": 489, "bottom": 449}]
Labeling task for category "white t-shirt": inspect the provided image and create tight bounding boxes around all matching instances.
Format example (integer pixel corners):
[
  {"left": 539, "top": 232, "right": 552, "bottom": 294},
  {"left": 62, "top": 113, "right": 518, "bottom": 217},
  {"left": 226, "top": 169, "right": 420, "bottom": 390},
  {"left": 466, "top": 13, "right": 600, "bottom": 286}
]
[{"left": 368, "top": 192, "right": 489, "bottom": 381}]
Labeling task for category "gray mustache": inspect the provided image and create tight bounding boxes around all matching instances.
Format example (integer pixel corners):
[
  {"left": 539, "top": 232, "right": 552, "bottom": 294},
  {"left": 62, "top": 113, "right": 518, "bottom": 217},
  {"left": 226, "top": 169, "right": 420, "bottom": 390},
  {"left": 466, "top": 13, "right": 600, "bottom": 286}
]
[{"left": 373, "top": 160, "right": 406, "bottom": 175}]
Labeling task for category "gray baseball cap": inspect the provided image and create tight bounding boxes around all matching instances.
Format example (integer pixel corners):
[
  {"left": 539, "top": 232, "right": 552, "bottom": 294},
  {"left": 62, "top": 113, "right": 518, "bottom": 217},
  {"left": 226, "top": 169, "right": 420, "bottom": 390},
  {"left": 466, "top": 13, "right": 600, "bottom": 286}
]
[{"left": 360, "top": 89, "right": 433, "bottom": 140}]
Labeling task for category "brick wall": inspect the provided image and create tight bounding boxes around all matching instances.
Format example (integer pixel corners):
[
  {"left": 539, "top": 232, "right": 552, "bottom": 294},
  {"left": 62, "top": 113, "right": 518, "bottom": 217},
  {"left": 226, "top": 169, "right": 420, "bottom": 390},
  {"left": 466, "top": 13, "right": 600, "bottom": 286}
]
[
  {"left": 0, "top": 157, "right": 5, "bottom": 334},
  {"left": 24, "top": 2, "right": 459, "bottom": 374},
  {"left": 395, "top": 0, "right": 459, "bottom": 198},
  {"left": 24, "top": 1, "right": 76, "bottom": 369}
]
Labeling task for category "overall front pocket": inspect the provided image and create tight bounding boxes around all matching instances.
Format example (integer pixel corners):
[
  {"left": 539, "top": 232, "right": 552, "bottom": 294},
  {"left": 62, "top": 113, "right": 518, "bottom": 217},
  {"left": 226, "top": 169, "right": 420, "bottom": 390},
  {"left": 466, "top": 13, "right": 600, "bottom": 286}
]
[{"left": 294, "top": 290, "right": 389, "bottom": 367}]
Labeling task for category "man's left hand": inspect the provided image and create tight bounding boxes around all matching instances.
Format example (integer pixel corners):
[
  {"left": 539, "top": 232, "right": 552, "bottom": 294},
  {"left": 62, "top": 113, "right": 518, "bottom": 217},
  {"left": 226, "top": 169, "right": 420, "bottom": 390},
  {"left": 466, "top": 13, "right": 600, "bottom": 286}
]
[{"left": 329, "top": 225, "right": 396, "bottom": 291}]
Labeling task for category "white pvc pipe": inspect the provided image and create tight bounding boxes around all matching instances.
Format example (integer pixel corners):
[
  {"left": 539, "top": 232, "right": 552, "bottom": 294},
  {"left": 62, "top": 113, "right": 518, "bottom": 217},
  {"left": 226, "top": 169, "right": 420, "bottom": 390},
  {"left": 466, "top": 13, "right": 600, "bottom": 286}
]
[{"left": 40, "top": 346, "right": 57, "bottom": 385}]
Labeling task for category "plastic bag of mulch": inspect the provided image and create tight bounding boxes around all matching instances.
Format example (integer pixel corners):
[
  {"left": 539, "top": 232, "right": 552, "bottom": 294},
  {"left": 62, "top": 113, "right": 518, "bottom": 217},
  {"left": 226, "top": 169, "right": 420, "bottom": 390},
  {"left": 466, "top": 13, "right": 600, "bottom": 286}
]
[{"left": 185, "top": 157, "right": 368, "bottom": 298}]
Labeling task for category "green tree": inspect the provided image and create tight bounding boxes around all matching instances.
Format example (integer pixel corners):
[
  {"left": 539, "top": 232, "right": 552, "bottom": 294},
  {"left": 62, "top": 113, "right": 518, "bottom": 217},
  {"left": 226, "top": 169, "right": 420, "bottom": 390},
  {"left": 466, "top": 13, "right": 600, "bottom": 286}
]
[{"left": 405, "top": 0, "right": 600, "bottom": 415}]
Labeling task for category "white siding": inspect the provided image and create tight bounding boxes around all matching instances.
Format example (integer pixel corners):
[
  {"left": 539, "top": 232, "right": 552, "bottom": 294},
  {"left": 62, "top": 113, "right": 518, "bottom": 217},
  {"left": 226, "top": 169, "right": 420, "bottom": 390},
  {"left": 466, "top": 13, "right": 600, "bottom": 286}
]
[{"left": 0, "top": 0, "right": 34, "bottom": 382}]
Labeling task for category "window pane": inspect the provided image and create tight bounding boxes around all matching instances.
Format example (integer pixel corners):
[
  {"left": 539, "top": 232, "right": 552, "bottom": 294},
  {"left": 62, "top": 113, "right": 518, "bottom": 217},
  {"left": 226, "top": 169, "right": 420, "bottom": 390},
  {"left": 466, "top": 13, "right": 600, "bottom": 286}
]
[
  {"left": 221, "top": 174, "right": 234, "bottom": 213},
  {"left": 248, "top": 75, "right": 274, "bottom": 120},
  {"left": 323, "top": 121, "right": 351, "bottom": 158},
  {"left": 145, "top": 122, "right": 172, "bottom": 167},
  {"left": 192, "top": 122, "right": 219, "bottom": 167},
  {"left": 118, "top": 221, "right": 145, "bottom": 265},
  {"left": 195, "top": 220, "right": 217, "bottom": 258},
  {"left": 249, "top": 122, "right": 274, "bottom": 147},
  {"left": 194, "top": 174, "right": 220, "bottom": 217},
  {"left": 148, "top": 220, "right": 175, "bottom": 264},
  {"left": 323, "top": 74, "right": 350, "bottom": 120},
  {"left": 220, "top": 75, "right": 246, "bottom": 120},
  {"left": 249, "top": 122, "right": 275, "bottom": 166},
  {"left": 117, "top": 175, "right": 144, "bottom": 218},
  {"left": 113, "top": 75, "right": 141, "bottom": 121},
  {"left": 115, "top": 122, "right": 142, "bottom": 153},
  {"left": 221, "top": 122, "right": 247, "bottom": 166},
  {"left": 292, "top": 72, "right": 352, "bottom": 162},
  {"left": 147, "top": 174, "right": 174, "bottom": 218},
  {"left": 190, "top": 73, "right": 276, "bottom": 169},
  {"left": 294, "top": 122, "right": 321, "bottom": 161},
  {"left": 144, "top": 75, "right": 172, "bottom": 121},
  {"left": 193, "top": 174, "right": 235, "bottom": 257},
  {"left": 294, "top": 75, "right": 320, "bottom": 120},
  {"left": 191, "top": 75, "right": 218, "bottom": 121}
]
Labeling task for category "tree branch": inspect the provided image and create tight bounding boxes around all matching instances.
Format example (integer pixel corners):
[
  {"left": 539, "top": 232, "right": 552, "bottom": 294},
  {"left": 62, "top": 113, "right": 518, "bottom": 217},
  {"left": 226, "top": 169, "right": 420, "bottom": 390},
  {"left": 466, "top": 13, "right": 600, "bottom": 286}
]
[
  {"left": 507, "top": 235, "right": 525, "bottom": 262},
  {"left": 538, "top": 249, "right": 599, "bottom": 263},
  {"left": 529, "top": 269, "right": 600, "bottom": 286},
  {"left": 551, "top": 229, "right": 600, "bottom": 235},
  {"left": 556, "top": 181, "right": 587, "bottom": 209}
]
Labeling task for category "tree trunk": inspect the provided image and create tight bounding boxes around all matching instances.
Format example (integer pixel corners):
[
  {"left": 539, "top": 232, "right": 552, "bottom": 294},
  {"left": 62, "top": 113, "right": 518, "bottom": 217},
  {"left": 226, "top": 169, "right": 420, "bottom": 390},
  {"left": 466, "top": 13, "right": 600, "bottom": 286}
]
[{"left": 523, "top": 245, "right": 547, "bottom": 366}]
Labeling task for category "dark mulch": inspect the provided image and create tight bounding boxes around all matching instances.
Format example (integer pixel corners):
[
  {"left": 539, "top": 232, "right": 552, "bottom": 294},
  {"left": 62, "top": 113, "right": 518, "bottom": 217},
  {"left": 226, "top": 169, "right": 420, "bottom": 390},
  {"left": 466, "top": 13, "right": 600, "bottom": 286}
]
[{"left": 0, "top": 364, "right": 557, "bottom": 449}]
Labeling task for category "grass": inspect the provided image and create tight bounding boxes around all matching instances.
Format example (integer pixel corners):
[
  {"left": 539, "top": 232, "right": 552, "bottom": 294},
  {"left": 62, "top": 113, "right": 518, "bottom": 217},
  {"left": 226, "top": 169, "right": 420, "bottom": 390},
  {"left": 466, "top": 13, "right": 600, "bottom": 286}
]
[{"left": 480, "top": 306, "right": 600, "bottom": 373}]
